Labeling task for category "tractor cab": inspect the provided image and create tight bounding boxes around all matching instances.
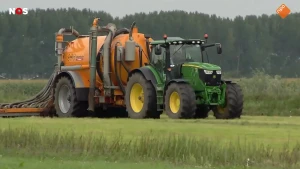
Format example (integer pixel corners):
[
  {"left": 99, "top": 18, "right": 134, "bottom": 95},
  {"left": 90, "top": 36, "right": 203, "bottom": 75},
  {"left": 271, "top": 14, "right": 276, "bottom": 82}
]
[{"left": 150, "top": 34, "right": 223, "bottom": 86}]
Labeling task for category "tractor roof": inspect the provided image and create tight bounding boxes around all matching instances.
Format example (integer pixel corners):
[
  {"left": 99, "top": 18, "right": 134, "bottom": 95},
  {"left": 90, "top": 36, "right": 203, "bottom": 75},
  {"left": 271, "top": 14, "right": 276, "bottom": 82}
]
[{"left": 150, "top": 37, "right": 206, "bottom": 45}]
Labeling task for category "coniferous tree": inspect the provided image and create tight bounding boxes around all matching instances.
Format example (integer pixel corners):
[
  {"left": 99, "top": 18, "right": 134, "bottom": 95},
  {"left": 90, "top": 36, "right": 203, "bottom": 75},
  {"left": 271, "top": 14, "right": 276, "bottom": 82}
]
[{"left": 0, "top": 9, "right": 299, "bottom": 78}]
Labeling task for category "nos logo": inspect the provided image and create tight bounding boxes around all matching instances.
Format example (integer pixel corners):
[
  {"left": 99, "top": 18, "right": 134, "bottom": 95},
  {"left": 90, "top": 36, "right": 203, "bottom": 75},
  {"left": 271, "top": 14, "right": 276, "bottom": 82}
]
[{"left": 9, "top": 8, "right": 28, "bottom": 15}]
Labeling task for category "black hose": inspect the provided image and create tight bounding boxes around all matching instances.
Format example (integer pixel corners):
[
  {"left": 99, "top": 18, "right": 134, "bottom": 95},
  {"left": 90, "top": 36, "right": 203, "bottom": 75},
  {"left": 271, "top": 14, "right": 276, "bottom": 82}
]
[
  {"left": 96, "top": 28, "right": 130, "bottom": 83},
  {"left": 114, "top": 28, "right": 130, "bottom": 38},
  {"left": 95, "top": 27, "right": 133, "bottom": 94},
  {"left": 146, "top": 40, "right": 151, "bottom": 60},
  {"left": 139, "top": 48, "right": 142, "bottom": 67},
  {"left": 121, "top": 57, "right": 130, "bottom": 73},
  {"left": 107, "top": 28, "right": 130, "bottom": 88},
  {"left": 114, "top": 45, "right": 126, "bottom": 94},
  {"left": 106, "top": 29, "right": 114, "bottom": 88},
  {"left": 95, "top": 29, "right": 113, "bottom": 85},
  {"left": 96, "top": 47, "right": 104, "bottom": 82}
]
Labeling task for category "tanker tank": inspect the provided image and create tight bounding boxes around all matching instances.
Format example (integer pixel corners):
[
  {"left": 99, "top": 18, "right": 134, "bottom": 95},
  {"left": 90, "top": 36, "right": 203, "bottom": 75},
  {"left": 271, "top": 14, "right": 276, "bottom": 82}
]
[{"left": 61, "top": 23, "right": 153, "bottom": 95}]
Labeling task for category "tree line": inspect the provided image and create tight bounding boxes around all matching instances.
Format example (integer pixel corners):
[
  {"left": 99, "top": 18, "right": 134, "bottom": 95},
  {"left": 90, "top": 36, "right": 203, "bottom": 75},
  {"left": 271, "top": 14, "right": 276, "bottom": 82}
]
[{"left": 0, "top": 8, "right": 299, "bottom": 78}]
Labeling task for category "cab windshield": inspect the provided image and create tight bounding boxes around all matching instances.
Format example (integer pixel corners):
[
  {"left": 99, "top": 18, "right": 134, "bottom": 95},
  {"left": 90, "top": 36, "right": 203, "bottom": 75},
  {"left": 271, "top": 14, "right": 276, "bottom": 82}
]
[
  {"left": 170, "top": 44, "right": 202, "bottom": 65},
  {"left": 151, "top": 44, "right": 203, "bottom": 66}
]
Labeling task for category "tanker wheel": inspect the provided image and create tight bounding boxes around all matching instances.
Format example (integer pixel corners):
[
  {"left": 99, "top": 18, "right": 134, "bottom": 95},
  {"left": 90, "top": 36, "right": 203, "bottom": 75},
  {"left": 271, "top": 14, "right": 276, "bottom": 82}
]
[
  {"left": 164, "top": 83, "right": 196, "bottom": 119},
  {"left": 194, "top": 105, "right": 210, "bottom": 119},
  {"left": 125, "top": 72, "right": 159, "bottom": 119},
  {"left": 212, "top": 83, "right": 243, "bottom": 119},
  {"left": 54, "top": 76, "right": 88, "bottom": 117}
]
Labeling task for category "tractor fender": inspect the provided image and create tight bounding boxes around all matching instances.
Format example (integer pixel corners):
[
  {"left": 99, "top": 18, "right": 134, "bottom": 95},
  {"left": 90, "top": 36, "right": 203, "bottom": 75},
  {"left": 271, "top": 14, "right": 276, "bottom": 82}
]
[
  {"left": 54, "top": 71, "right": 88, "bottom": 101},
  {"left": 128, "top": 67, "right": 158, "bottom": 87}
]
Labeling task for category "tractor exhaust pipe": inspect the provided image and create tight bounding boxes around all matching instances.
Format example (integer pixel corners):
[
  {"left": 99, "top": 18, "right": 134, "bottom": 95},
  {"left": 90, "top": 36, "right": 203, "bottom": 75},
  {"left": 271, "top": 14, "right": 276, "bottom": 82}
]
[
  {"left": 55, "top": 28, "right": 80, "bottom": 70},
  {"left": 87, "top": 18, "right": 100, "bottom": 112}
]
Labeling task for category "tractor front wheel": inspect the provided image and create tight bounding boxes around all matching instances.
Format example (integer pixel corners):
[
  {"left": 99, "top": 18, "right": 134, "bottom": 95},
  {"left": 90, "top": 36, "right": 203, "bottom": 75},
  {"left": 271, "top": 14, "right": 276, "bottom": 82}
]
[
  {"left": 164, "top": 83, "right": 196, "bottom": 119},
  {"left": 212, "top": 83, "right": 243, "bottom": 119},
  {"left": 125, "top": 72, "right": 159, "bottom": 119}
]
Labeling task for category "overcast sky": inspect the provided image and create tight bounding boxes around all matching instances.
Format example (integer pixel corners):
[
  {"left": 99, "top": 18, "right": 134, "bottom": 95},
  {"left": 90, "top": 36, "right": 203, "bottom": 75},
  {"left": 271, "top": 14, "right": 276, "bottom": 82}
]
[{"left": 1, "top": 0, "right": 300, "bottom": 19}]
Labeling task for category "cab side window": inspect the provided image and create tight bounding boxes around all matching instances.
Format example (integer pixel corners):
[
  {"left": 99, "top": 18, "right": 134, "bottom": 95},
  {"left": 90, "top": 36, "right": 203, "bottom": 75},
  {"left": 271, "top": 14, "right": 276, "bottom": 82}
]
[{"left": 151, "top": 46, "right": 165, "bottom": 72}]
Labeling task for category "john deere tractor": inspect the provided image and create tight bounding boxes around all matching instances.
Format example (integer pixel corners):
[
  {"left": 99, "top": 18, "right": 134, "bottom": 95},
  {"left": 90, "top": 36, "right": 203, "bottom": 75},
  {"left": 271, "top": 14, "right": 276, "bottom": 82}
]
[{"left": 125, "top": 34, "right": 243, "bottom": 119}]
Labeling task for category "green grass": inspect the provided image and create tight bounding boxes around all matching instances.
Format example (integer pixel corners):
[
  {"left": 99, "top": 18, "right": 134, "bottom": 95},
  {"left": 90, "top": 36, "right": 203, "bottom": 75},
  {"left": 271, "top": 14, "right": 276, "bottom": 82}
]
[
  {"left": 0, "top": 157, "right": 192, "bottom": 169},
  {"left": 1, "top": 115, "right": 300, "bottom": 149},
  {"left": 0, "top": 116, "right": 300, "bottom": 168},
  {"left": 2, "top": 157, "right": 293, "bottom": 169},
  {"left": 1, "top": 72, "right": 300, "bottom": 168},
  {"left": 1, "top": 157, "right": 296, "bottom": 169}
]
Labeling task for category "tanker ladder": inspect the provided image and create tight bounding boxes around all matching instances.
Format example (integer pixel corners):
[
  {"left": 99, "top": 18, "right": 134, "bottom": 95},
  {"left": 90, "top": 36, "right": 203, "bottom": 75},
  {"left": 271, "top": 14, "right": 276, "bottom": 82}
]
[{"left": 0, "top": 69, "right": 57, "bottom": 117}]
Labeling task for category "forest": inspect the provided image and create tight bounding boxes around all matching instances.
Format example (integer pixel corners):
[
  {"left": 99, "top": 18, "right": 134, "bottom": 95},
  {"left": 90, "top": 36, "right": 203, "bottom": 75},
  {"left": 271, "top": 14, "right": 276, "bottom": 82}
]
[{"left": 0, "top": 8, "right": 299, "bottom": 78}]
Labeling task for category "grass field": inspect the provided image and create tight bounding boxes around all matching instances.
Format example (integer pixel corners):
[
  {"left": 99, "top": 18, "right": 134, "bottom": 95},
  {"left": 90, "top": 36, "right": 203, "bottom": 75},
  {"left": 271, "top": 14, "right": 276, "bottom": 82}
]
[
  {"left": 0, "top": 116, "right": 300, "bottom": 169},
  {"left": 0, "top": 72, "right": 300, "bottom": 168}
]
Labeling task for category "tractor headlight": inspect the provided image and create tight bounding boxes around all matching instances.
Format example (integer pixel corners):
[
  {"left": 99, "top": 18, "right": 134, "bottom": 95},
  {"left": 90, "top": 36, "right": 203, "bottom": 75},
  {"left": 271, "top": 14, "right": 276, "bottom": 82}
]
[
  {"left": 204, "top": 70, "right": 213, "bottom": 74},
  {"left": 216, "top": 70, "right": 221, "bottom": 74}
]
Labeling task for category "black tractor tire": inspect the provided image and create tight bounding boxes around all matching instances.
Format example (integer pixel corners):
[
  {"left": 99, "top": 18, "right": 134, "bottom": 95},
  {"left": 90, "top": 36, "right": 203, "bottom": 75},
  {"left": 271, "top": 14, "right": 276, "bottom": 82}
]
[
  {"left": 54, "top": 76, "right": 88, "bottom": 117},
  {"left": 212, "top": 83, "right": 243, "bottom": 119},
  {"left": 194, "top": 105, "right": 210, "bottom": 119},
  {"left": 164, "top": 83, "right": 196, "bottom": 119},
  {"left": 125, "top": 72, "right": 159, "bottom": 119}
]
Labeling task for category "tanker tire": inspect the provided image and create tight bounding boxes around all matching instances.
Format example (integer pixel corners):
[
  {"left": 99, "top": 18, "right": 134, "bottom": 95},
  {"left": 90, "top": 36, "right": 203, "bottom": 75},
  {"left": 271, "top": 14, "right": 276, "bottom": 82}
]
[
  {"left": 125, "top": 72, "right": 159, "bottom": 119},
  {"left": 54, "top": 76, "right": 88, "bottom": 118},
  {"left": 212, "top": 83, "right": 243, "bottom": 119},
  {"left": 164, "top": 83, "right": 196, "bottom": 119}
]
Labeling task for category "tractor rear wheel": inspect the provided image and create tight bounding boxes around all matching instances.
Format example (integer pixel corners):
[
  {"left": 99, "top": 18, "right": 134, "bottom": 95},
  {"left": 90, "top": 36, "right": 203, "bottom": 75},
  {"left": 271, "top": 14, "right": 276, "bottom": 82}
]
[
  {"left": 54, "top": 76, "right": 88, "bottom": 117},
  {"left": 164, "top": 83, "right": 196, "bottom": 119},
  {"left": 212, "top": 83, "right": 243, "bottom": 119},
  {"left": 125, "top": 72, "right": 159, "bottom": 119}
]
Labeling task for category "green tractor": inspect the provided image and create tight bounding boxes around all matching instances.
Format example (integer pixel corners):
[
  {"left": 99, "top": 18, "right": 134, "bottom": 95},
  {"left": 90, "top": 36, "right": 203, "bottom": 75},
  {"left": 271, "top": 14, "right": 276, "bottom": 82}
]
[{"left": 125, "top": 34, "right": 243, "bottom": 119}]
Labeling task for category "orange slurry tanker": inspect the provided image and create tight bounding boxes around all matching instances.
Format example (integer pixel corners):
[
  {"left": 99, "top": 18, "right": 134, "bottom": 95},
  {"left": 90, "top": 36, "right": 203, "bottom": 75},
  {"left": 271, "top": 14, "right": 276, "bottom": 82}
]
[
  {"left": 55, "top": 19, "right": 154, "bottom": 117},
  {"left": 0, "top": 18, "right": 243, "bottom": 119},
  {"left": 0, "top": 18, "right": 154, "bottom": 118}
]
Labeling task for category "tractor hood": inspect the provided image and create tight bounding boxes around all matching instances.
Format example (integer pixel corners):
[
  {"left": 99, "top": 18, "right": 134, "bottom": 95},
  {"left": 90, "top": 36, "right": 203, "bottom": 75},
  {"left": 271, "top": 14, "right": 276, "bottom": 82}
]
[{"left": 182, "top": 62, "right": 221, "bottom": 71}]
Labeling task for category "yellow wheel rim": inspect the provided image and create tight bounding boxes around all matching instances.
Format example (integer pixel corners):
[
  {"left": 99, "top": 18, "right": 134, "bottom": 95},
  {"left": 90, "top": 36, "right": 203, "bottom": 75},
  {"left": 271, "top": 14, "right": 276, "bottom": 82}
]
[
  {"left": 130, "top": 83, "right": 144, "bottom": 113},
  {"left": 169, "top": 91, "right": 180, "bottom": 113}
]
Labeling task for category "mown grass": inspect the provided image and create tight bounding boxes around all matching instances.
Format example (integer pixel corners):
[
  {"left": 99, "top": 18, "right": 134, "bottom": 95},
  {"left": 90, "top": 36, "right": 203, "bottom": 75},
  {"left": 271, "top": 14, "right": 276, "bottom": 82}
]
[
  {"left": 1, "top": 156, "right": 211, "bottom": 169},
  {"left": 1, "top": 157, "right": 290, "bottom": 169},
  {"left": 0, "top": 71, "right": 300, "bottom": 116},
  {"left": 2, "top": 116, "right": 300, "bottom": 149},
  {"left": 0, "top": 116, "right": 300, "bottom": 168}
]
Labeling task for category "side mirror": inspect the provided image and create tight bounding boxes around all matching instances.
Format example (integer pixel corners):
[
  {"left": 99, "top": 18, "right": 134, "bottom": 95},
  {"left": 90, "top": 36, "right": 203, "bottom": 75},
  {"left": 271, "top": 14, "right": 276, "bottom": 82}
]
[
  {"left": 216, "top": 44, "right": 222, "bottom": 54},
  {"left": 155, "top": 45, "right": 162, "bottom": 55}
]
